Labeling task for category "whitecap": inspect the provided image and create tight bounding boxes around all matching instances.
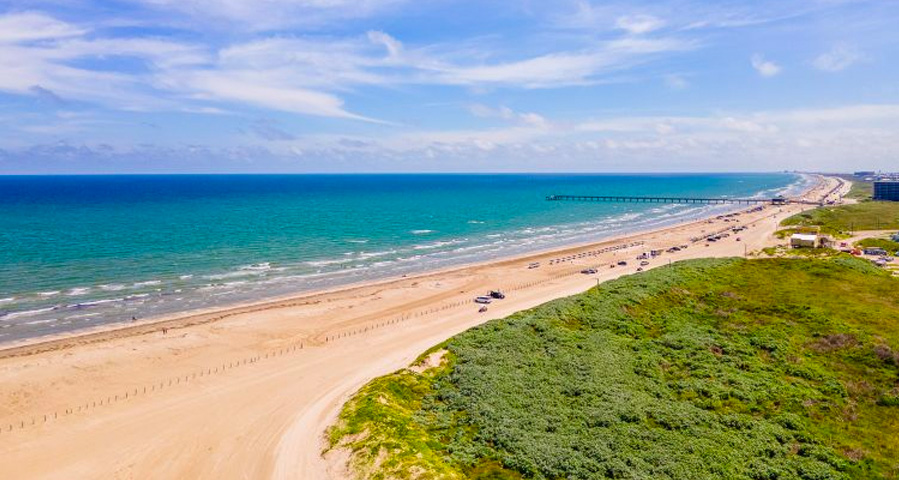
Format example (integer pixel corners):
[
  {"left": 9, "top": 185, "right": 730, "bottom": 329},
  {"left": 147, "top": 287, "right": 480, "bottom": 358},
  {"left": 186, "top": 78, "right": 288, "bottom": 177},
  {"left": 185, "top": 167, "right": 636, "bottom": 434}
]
[
  {"left": 2, "top": 306, "right": 57, "bottom": 320},
  {"left": 239, "top": 262, "right": 271, "bottom": 271},
  {"left": 410, "top": 229, "right": 435, "bottom": 235},
  {"left": 66, "top": 313, "right": 102, "bottom": 320},
  {"left": 356, "top": 250, "right": 398, "bottom": 259},
  {"left": 71, "top": 298, "right": 121, "bottom": 308},
  {"left": 66, "top": 287, "right": 91, "bottom": 296},
  {"left": 413, "top": 239, "right": 466, "bottom": 251},
  {"left": 23, "top": 318, "right": 58, "bottom": 326},
  {"left": 133, "top": 280, "right": 162, "bottom": 287},
  {"left": 304, "top": 257, "right": 356, "bottom": 268}
]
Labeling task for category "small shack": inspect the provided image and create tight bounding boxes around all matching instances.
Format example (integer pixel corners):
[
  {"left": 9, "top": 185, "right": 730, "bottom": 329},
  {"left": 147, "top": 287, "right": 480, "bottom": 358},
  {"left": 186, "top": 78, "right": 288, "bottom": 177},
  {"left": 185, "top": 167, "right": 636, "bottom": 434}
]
[{"left": 790, "top": 233, "right": 819, "bottom": 249}]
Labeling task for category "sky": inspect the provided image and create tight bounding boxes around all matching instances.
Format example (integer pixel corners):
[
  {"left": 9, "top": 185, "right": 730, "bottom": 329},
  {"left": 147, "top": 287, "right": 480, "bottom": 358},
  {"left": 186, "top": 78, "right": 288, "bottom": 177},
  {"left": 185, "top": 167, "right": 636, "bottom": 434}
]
[{"left": 0, "top": 0, "right": 897, "bottom": 173}]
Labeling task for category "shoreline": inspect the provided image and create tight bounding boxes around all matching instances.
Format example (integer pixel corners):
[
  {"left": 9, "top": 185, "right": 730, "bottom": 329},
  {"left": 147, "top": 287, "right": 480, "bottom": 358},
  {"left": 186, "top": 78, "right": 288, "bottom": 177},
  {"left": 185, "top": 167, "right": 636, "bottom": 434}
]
[
  {"left": 0, "top": 174, "right": 845, "bottom": 480},
  {"left": 0, "top": 174, "right": 813, "bottom": 349},
  {"left": 0, "top": 182, "right": 821, "bottom": 359},
  {"left": 0, "top": 177, "right": 816, "bottom": 359}
]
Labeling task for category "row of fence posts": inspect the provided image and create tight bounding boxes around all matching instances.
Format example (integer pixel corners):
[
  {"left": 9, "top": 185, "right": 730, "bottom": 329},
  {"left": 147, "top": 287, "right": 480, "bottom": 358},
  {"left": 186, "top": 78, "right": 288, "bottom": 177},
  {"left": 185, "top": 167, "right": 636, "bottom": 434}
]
[
  {"left": 2, "top": 239, "right": 644, "bottom": 436},
  {"left": 1, "top": 341, "right": 307, "bottom": 435}
]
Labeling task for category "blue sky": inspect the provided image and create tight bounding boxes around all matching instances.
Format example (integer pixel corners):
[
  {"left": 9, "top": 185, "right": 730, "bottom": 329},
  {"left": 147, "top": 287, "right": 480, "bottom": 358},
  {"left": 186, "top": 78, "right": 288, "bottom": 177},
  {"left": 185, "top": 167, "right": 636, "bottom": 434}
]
[{"left": 0, "top": 0, "right": 897, "bottom": 173}]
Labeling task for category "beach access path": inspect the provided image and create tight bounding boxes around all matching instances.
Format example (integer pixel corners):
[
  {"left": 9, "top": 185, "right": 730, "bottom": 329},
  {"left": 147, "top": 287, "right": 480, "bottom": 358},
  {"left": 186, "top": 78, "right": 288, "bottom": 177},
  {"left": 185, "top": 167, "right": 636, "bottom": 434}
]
[{"left": 0, "top": 175, "right": 845, "bottom": 480}]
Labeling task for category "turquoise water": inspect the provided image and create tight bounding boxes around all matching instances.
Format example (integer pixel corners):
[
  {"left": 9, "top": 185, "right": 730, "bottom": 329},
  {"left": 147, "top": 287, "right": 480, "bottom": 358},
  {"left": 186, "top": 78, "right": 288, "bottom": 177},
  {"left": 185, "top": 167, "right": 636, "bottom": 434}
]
[{"left": 0, "top": 173, "right": 807, "bottom": 342}]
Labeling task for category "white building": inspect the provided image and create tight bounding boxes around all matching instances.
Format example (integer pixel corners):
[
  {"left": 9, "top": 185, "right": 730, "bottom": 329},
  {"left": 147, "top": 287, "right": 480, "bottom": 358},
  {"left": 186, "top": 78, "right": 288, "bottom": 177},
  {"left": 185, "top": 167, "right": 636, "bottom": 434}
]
[{"left": 790, "top": 233, "right": 819, "bottom": 248}]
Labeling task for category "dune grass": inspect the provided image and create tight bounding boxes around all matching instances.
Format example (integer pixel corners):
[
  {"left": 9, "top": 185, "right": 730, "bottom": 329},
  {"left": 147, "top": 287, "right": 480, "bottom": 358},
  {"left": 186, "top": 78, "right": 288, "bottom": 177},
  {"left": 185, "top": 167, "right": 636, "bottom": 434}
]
[
  {"left": 782, "top": 202, "right": 899, "bottom": 234},
  {"left": 328, "top": 257, "right": 899, "bottom": 480},
  {"left": 847, "top": 181, "right": 874, "bottom": 201},
  {"left": 856, "top": 238, "right": 899, "bottom": 253}
]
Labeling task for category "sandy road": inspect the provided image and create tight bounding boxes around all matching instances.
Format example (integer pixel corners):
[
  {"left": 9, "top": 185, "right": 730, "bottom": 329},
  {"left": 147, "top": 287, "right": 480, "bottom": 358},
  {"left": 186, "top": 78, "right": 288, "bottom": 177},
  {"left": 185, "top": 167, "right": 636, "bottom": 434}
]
[{"left": 0, "top": 176, "right": 843, "bottom": 479}]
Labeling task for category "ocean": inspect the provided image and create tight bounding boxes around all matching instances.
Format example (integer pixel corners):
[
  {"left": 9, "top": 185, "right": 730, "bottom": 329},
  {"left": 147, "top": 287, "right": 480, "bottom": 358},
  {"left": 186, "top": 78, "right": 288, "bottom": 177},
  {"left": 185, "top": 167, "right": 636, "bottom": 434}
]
[{"left": 0, "top": 173, "right": 808, "bottom": 343}]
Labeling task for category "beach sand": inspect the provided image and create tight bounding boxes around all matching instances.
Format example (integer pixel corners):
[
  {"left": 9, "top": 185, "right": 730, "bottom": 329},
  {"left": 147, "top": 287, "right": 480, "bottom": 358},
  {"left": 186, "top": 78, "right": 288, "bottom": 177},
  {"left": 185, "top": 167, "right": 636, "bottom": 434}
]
[{"left": 0, "top": 175, "right": 846, "bottom": 480}]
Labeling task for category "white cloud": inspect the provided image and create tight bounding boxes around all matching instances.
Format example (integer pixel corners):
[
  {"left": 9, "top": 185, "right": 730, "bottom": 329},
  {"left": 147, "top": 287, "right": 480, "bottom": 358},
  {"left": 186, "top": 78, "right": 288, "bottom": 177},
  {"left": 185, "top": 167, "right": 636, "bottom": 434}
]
[
  {"left": 367, "top": 30, "right": 403, "bottom": 60},
  {"left": 0, "top": 12, "right": 86, "bottom": 43},
  {"left": 468, "top": 104, "right": 549, "bottom": 128},
  {"left": 431, "top": 37, "right": 694, "bottom": 88},
  {"left": 813, "top": 45, "right": 861, "bottom": 72},
  {"left": 0, "top": 5, "right": 703, "bottom": 123},
  {"left": 751, "top": 54, "right": 781, "bottom": 77},
  {"left": 173, "top": 71, "right": 378, "bottom": 121},
  {"left": 615, "top": 14, "right": 665, "bottom": 34},
  {"left": 123, "top": 0, "right": 407, "bottom": 30}
]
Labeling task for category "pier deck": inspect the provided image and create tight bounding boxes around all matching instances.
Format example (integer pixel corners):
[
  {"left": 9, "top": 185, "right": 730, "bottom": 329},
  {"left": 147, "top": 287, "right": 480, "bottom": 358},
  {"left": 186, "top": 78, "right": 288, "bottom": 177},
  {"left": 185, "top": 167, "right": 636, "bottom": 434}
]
[{"left": 545, "top": 195, "right": 820, "bottom": 206}]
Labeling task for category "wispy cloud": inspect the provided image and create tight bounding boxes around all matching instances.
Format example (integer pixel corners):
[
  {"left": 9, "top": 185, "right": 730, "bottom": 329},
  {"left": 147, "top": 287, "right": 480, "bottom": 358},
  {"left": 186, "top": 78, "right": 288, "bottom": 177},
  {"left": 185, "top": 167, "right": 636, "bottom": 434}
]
[
  {"left": 120, "top": 0, "right": 408, "bottom": 31},
  {"left": 1, "top": 0, "right": 896, "bottom": 172},
  {"left": 615, "top": 14, "right": 665, "bottom": 34},
  {"left": 813, "top": 44, "right": 862, "bottom": 72},
  {"left": 751, "top": 54, "right": 781, "bottom": 77},
  {"left": 468, "top": 104, "right": 549, "bottom": 128}
]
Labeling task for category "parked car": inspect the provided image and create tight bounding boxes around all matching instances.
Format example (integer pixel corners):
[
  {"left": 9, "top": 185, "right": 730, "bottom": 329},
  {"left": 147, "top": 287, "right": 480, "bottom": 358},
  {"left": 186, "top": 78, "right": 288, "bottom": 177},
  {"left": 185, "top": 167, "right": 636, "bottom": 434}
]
[
  {"left": 640, "top": 260, "right": 649, "bottom": 266},
  {"left": 475, "top": 296, "right": 492, "bottom": 304},
  {"left": 580, "top": 268, "right": 598, "bottom": 275},
  {"left": 617, "top": 261, "right": 628, "bottom": 266},
  {"left": 489, "top": 290, "right": 505, "bottom": 299}
]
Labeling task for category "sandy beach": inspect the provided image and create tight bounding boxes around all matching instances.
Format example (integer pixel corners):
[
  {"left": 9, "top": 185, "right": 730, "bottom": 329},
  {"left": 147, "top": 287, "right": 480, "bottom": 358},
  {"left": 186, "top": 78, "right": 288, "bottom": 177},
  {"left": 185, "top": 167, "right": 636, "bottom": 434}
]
[{"left": 0, "top": 175, "right": 846, "bottom": 480}]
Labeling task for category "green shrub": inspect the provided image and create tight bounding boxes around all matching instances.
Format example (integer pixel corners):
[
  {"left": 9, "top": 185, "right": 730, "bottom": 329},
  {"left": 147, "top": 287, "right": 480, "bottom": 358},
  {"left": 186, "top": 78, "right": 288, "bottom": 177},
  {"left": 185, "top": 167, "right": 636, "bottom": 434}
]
[{"left": 329, "top": 257, "right": 899, "bottom": 479}]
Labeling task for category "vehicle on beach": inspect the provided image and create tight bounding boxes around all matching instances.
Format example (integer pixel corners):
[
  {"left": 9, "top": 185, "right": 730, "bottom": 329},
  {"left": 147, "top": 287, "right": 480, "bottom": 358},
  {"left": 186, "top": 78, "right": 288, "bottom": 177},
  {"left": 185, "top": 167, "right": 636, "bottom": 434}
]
[
  {"left": 528, "top": 262, "right": 540, "bottom": 269},
  {"left": 580, "top": 268, "right": 598, "bottom": 275},
  {"left": 637, "top": 267, "right": 644, "bottom": 272},
  {"left": 475, "top": 296, "right": 492, "bottom": 304},
  {"left": 489, "top": 290, "right": 505, "bottom": 299},
  {"left": 640, "top": 261, "right": 649, "bottom": 266},
  {"left": 617, "top": 261, "right": 627, "bottom": 266}
]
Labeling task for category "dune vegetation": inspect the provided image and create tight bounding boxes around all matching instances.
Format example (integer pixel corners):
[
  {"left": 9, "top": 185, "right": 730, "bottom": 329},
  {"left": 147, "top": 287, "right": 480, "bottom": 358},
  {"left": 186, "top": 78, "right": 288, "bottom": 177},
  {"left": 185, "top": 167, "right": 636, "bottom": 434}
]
[
  {"left": 328, "top": 257, "right": 899, "bottom": 480},
  {"left": 846, "top": 180, "right": 873, "bottom": 201},
  {"left": 781, "top": 202, "right": 899, "bottom": 234},
  {"left": 856, "top": 238, "right": 899, "bottom": 254}
]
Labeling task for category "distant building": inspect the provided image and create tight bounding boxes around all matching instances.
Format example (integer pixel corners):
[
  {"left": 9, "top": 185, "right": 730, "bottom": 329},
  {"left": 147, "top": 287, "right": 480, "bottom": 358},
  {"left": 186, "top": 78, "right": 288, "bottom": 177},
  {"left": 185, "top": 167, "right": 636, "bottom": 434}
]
[
  {"left": 790, "top": 233, "right": 819, "bottom": 249},
  {"left": 855, "top": 171, "right": 876, "bottom": 177},
  {"left": 874, "top": 181, "right": 899, "bottom": 201}
]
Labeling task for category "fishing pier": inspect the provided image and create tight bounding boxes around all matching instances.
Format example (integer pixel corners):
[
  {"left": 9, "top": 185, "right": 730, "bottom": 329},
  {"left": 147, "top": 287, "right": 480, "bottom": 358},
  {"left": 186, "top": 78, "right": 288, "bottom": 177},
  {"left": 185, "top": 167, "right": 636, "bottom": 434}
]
[{"left": 545, "top": 195, "right": 820, "bottom": 206}]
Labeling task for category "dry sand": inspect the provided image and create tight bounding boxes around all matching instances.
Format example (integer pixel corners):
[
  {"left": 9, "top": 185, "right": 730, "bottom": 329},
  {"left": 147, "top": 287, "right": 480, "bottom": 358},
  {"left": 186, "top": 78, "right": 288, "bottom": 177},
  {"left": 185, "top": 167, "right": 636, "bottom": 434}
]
[{"left": 0, "top": 175, "right": 846, "bottom": 480}]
